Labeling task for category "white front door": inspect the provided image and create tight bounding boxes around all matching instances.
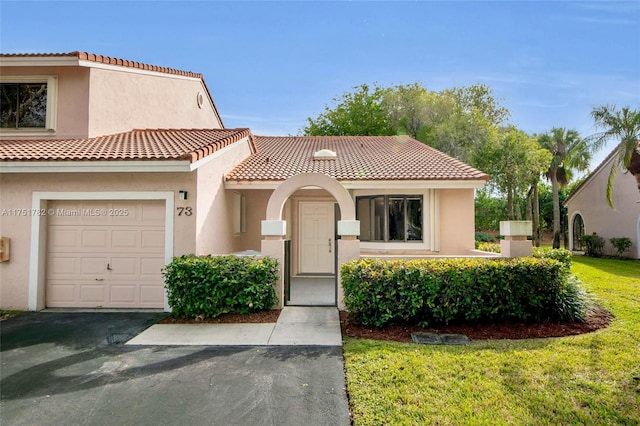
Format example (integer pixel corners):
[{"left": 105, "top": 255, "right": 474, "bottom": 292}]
[{"left": 299, "top": 202, "right": 335, "bottom": 274}]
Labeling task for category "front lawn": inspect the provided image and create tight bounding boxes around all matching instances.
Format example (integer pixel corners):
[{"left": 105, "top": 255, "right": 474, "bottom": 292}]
[{"left": 343, "top": 256, "right": 640, "bottom": 425}]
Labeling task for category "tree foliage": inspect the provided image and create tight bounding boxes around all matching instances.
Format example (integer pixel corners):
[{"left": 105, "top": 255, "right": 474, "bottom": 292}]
[
  {"left": 303, "top": 84, "right": 395, "bottom": 136},
  {"left": 303, "top": 82, "right": 506, "bottom": 167},
  {"left": 474, "top": 126, "right": 550, "bottom": 220},
  {"left": 590, "top": 105, "right": 640, "bottom": 209},
  {"left": 303, "top": 82, "right": 554, "bottom": 233}
]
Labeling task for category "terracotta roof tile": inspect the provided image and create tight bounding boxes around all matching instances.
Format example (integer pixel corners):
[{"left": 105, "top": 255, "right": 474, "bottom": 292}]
[
  {"left": 226, "top": 135, "right": 488, "bottom": 181},
  {"left": 0, "top": 51, "right": 203, "bottom": 79},
  {"left": 0, "top": 128, "right": 252, "bottom": 162}
]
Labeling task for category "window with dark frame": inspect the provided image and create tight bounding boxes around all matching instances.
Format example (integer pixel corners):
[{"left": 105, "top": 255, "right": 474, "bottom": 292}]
[
  {"left": 0, "top": 82, "right": 48, "bottom": 129},
  {"left": 356, "top": 195, "right": 423, "bottom": 242}
]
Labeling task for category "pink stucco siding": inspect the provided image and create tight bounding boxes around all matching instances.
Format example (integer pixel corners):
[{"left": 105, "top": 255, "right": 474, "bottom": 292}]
[
  {"left": 88, "top": 67, "right": 221, "bottom": 137},
  {"left": 565, "top": 155, "right": 640, "bottom": 259},
  {"left": 0, "top": 63, "right": 222, "bottom": 141}
]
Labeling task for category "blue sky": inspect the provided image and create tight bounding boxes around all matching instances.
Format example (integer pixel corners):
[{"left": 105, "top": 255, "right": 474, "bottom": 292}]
[{"left": 1, "top": 1, "right": 638, "bottom": 169}]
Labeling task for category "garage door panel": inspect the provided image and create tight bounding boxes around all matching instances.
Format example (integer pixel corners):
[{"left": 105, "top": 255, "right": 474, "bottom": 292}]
[
  {"left": 81, "top": 229, "right": 109, "bottom": 248},
  {"left": 141, "top": 257, "right": 164, "bottom": 276},
  {"left": 49, "top": 228, "right": 80, "bottom": 249},
  {"left": 111, "top": 202, "right": 142, "bottom": 225},
  {"left": 110, "top": 257, "right": 138, "bottom": 275},
  {"left": 110, "top": 286, "right": 136, "bottom": 303},
  {"left": 140, "top": 285, "right": 164, "bottom": 304},
  {"left": 111, "top": 230, "right": 139, "bottom": 248},
  {"left": 80, "top": 257, "right": 108, "bottom": 275},
  {"left": 141, "top": 203, "right": 165, "bottom": 225},
  {"left": 141, "top": 230, "right": 164, "bottom": 250},
  {"left": 80, "top": 285, "right": 106, "bottom": 303},
  {"left": 48, "top": 256, "right": 79, "bottom": 276},
  {"left": 47, "top": 283, "right": 76, "bottom": 304},
  {"left": 46, "top": 200, "right": 166, "bottom": 308}
]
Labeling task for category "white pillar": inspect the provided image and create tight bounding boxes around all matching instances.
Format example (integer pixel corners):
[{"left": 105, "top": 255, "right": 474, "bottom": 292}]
[{"left": 499, "top": 221, "right": 533, "bottom": 258}]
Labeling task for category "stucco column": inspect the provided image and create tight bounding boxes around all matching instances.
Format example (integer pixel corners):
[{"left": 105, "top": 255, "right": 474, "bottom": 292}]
[
  {"left": 337, "top": 236, "right": 360, "bottom": 309},
  {"left": 499, "top": 221, "right": 533, "bottom": 258},
  {"left": 261, "top": 237, "right": 286, "bottom": 309}
]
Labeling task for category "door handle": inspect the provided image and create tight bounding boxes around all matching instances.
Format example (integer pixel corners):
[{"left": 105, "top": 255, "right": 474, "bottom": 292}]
[
  {"left": 95, "top": 278, "right": 104, "bottom": 281},
  {"left": 106, "top": 263, "right": 112, "bottom": 271},
  {"left": 328, "top": 238, "right": 332, "bottom": 253}
]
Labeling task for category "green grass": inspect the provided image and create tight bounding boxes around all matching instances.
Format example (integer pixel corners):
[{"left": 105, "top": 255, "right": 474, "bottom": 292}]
[
  {"left": 0, "top": 310, "right": 23, "bottom": 321},
  {"left": 343, "top": 256, "right": 640, "bottom": 425}
]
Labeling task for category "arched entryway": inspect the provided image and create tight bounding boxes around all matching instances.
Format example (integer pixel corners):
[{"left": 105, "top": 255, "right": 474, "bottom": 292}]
[
  {"left": 260, "top": 173, "right": 360, "bottom": 309},
  {"left": 572, "top": 213, "right": 585, "bottom": 251}
]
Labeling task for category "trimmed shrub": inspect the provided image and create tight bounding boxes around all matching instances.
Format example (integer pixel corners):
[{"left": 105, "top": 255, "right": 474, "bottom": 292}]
[
  {"left": 532, "top": 247, "right": 572, "bottom": 267},
  {"left": 581, "top": 234, "right": 605, "bottom": 257},
  {"left": 477, "top": 242, "right": 501, "bottom": 253},
  {"left": 474, "top": 244, "right": 572, "bottom": 268},
  {"left": 610, "top": 237, "right": 632, "bottom": 258},
  {"left": 341, "top": 257, "right": 586, "bottom": 327},
  {"left": 475, "top": 232, "right": 496, "bottom": 245},
  {"left": 164, "top": 254, "right": 278, "bottom": 318}
]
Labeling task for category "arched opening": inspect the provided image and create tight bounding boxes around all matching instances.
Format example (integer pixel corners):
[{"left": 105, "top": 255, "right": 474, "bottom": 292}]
[
  {"left": 260, "top": 173, "right": 360, "bottom": 308},
  {"left": 572, "top": 213, "right": 585, "bottom": 251}
]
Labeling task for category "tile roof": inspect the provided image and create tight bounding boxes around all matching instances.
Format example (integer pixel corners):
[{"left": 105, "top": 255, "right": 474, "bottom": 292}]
[
  {"left": 0, "top": 128, "right": 252, "bottom": 163},
  {"left": 0, "top": 51, "right": 203, "bottom": 79},
  {"left": 226, "top": 135, "right": 488, "bottom": 181}
]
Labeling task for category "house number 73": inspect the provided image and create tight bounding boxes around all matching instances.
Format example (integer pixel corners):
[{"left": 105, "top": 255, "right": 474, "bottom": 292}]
[{"left": 176, "top": 207, "right": 193, "bottom": 216}]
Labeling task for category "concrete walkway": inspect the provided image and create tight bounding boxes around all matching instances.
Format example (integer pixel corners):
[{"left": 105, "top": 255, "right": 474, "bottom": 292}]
[{"left": 126, "top": 306, "right": 342, "bottom": 346}]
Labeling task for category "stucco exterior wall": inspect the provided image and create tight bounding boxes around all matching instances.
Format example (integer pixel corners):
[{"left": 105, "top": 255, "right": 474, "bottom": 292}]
[
  {"left": 565, "top": 158, "right": 640, "bottom": 258},
  {"left": 0, "top": 66, "right": 90, "bottom": 139},
  {"left": 438, "top": 188, "right": 476, "bottom": 255},
  {"left": 0, "top": 171, "right": 197, "bottom": 309},
  {"left": 195, "top": 139, "right": 255, "bottom": 255},
  {"left": 239, "top": 186, "right": 478, "bottom": 257},
  {"left": 233, "top": 189, "right": 273, "bottom": 252},
  {"left": 88, "top": 67, "right": 222, "bottom": 137}
]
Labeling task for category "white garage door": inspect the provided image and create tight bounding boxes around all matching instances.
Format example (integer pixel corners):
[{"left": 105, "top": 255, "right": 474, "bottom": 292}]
[{"left": 46, "top": 200, "right": 166, "bottom": 308}]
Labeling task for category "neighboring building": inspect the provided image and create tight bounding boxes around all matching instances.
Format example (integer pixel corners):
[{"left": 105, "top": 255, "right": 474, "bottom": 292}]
[
  {"left": 0, "top": 52, "right": 488, "bottom": 311},
  {"left": 564, "top": 145, "right": 640, "bottom": 259}
]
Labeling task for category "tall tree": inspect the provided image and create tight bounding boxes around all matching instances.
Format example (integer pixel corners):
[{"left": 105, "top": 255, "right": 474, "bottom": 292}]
[
  {"left": 590, "top": 105, "right": 640, "bottom": 209},
  {"left": 303, "top": 84, "right": 394, "bottom": 136},
  {"left": 442, "top": 83, "right": 510, "bottom": 127},
  {"left": 475, "top": 127, "right": 550, "bottom": 220},
  {"left": 538, "top": 128, "right": 591, "bottom": 248},
  {"left": 381, "top": 83, "right": 444, "bottom": 139}
]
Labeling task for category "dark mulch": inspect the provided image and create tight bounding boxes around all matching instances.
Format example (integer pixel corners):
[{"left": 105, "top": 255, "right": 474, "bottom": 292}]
[
  {"left": 157, "top": 306, "right": 613, "bottom": 343},
  {"left": 339, "top": 307, "right": 614, "bottom": 343},
  {"left": 159, "top": 309, "right": 281, "bottom": 324}
]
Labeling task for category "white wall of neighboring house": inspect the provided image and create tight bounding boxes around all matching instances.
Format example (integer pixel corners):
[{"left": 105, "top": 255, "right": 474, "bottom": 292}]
[{"left": 566, "top": 155, "right": 640, "bottom": 259}]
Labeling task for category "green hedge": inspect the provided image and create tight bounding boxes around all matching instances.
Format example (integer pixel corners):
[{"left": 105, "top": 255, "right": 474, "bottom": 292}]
[
  {"left": 341, "top": 257, "right": 585, "bottom": 327},
  {"left": 164, "top": 254, "right": 278, "bottom": 318},
  {"left": 475, "top": 244, "right": 573, "bottom": 267},
  {"left": 532, "top": 247, "right": 572, "bottom": 266}
]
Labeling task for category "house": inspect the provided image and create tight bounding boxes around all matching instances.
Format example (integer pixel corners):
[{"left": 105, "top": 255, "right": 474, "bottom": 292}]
[
  {"left": 564, "top": 145, "right": 640, "bottom": 258},
  {"left": 0, "top": 52, "right": 488, "bottom": 312}
]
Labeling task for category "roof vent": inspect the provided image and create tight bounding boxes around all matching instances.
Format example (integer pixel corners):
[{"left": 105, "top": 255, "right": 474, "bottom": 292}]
[{"left": 313, "top": 149, "right": 337, "bottom": 160}]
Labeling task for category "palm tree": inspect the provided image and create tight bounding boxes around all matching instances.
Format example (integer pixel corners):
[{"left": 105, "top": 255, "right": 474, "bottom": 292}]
[
  {"left": 590, "top": 105, "right": 640, "bottom": 209},
  {"left": 538, "top": 128, "right": 592, "bottom": 249}
]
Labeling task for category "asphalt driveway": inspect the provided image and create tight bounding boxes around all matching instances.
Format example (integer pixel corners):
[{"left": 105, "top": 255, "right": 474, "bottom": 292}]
[{"left": 0, "top": 312, "right": 350, "bottom": 426}]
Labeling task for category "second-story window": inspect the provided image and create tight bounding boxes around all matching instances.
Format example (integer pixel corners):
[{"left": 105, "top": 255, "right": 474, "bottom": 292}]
[{"left": 0, "top": 82, "right": 48, "bottom": 129}]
